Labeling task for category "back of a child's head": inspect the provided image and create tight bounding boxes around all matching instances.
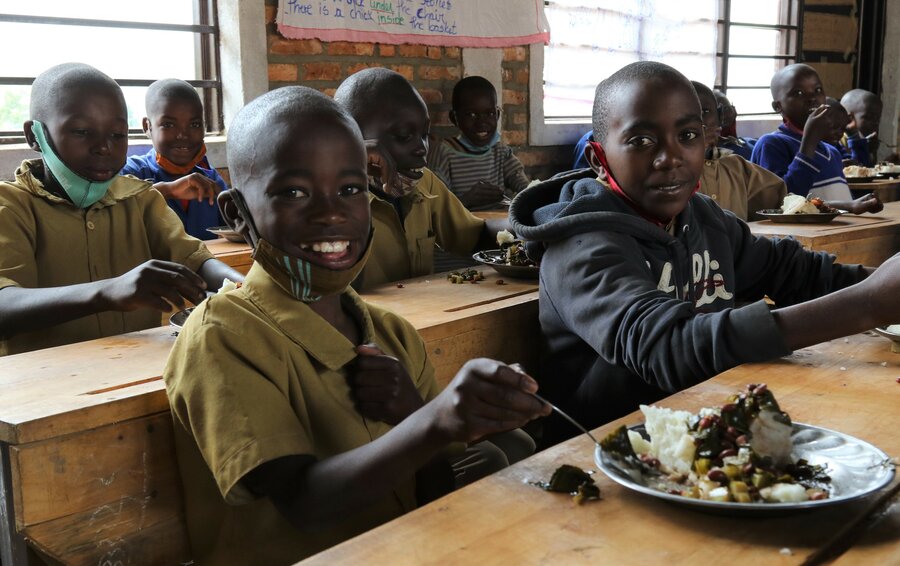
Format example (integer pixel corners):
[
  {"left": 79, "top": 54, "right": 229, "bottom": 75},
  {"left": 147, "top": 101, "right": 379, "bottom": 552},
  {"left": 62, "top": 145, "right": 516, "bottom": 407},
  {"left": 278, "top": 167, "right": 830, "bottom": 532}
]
[
  {"left": 30, "top": 62, "right": 123, "bottom": 123},
  {"left": 227, "top": 86, "right": 361, "bottom": 187},
  {"left": 592, "top": 61, "right": 692, "bottom": 144},
  {"left": 451, "top": 76, "right": 496, "bottom": 110},
  {"left": 145, "top": 78, "right": 202, "bottom": 118},
  {"left": 333, "top": 67, "right": 422, "bottom": 127}
]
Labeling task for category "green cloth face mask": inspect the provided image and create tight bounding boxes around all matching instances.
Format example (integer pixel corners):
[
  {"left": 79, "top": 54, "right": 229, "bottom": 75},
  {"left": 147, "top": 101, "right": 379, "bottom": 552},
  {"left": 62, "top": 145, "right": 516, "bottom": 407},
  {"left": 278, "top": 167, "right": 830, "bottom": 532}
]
[
  {"left": 31, "top": 120, "right": 113, "bottom": 208},
  {"left": 252, "top": 234, "right": 373, "bottom": 303}
]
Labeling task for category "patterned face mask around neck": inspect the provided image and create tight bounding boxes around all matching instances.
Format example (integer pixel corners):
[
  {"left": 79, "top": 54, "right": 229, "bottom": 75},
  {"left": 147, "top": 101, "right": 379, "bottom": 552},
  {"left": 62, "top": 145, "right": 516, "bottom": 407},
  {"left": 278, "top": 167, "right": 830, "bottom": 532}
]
[{"left": 30, "top": 120, "right": 114, "bottom": 208}]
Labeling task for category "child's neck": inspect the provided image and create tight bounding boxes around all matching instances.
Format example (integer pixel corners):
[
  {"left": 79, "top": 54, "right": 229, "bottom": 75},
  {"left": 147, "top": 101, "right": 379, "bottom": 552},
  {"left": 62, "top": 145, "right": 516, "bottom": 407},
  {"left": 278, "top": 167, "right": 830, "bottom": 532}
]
[{"left": 309, "top": 294, "right": 361, "bottom": 345}]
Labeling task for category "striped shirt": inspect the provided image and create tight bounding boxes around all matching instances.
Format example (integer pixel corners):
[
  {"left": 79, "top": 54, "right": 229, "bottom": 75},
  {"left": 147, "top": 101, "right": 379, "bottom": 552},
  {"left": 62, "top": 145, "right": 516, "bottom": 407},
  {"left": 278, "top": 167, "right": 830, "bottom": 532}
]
[{"left": 429, "top": 137, "right": 530, "bottom": 207}]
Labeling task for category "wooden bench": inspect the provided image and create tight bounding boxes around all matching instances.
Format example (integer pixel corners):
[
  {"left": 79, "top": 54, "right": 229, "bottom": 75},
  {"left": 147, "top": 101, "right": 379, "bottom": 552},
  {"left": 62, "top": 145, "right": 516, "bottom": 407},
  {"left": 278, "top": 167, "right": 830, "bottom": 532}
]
[{"left": 0, "top": 270, "right": 539, "bottom": 564}]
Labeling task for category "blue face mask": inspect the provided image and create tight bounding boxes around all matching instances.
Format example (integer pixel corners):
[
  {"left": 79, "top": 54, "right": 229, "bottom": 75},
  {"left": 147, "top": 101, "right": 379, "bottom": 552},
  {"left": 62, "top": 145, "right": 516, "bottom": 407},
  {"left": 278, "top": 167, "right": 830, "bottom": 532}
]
[
  {"left": 456, "top": 131, "right": 501, "bottom": 154},
  {"left": 31, "top": 120, "right": 113, "bottom": 208}
]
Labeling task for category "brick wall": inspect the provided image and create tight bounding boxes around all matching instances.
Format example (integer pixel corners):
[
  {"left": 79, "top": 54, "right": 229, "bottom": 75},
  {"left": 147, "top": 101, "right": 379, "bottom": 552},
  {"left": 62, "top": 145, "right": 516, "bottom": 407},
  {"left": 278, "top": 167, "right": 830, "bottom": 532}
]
[{"left": 262, "top": 1, "right": 571, "bottom": 182}]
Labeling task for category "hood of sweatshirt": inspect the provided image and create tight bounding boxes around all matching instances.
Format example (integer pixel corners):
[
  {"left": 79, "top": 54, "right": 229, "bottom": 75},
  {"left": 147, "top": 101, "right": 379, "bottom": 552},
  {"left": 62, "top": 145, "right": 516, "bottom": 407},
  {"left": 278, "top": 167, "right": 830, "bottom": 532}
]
[{"left": 509, "top": 168, "right": 687, "bottom": 261}]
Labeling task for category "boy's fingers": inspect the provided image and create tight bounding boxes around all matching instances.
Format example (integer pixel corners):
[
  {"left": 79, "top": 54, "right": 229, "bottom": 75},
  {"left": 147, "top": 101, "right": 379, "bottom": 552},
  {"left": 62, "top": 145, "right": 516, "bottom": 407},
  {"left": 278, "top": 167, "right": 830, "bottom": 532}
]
[{"left": 355, "top": 343, "right": 385, "bottom": 357}]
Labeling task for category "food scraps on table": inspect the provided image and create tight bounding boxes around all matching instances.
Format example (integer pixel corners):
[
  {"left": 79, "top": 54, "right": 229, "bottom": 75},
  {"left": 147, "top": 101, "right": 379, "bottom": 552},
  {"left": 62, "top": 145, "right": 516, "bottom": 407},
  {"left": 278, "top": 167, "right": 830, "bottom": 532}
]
[
  {"left": 534, "top": 464, "right": 600, "bottom": 504},
  {"left": 447, "top": 269, "right": 485, "bottom": 284},
  {"left": 601, "top": 384, "right": 831, "bottom": 503}
]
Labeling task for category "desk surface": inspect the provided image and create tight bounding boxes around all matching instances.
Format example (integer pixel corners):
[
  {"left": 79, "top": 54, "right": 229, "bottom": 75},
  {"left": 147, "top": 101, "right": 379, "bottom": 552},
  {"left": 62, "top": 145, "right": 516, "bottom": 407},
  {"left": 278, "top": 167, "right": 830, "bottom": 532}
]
[
  {"left": 302, "top": 332, "right": 900, "bottom": 565},
  {"left": 0, "top": 271, "right": 537, "bottom": 445},
  {"left": 847, "top": 178, "right": 900, "bottom": 191},
  {"left": 750, "top": 200, "right": 900, "bottom": 238}
]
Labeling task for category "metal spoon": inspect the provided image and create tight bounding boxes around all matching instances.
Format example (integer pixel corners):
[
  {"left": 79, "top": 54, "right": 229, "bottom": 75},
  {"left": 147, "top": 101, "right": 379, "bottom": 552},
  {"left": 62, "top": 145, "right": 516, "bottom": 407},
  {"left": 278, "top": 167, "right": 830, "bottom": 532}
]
[{"left": 532, "top": 391, "right": 601, "bottom": 447}]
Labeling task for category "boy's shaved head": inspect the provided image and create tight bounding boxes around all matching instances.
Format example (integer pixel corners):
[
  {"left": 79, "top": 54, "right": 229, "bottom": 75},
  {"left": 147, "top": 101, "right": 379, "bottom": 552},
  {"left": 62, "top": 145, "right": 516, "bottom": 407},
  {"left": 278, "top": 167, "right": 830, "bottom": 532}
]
[
  {"left": 592, "top": 61, "right": 694, "bottom": 143},
  {"left": 30, "top": 62, "right": 123, "bottom": 122},
  {"left": 333, "top": 67, "right": 424, "bottom": 127},
  {"left": 769, "top": 63, "right": 819, "bottom": 100},
  {"left": 840, "top": 88, "right": 882, "bottom": 114},
  {"left": 227, "top": 86, "right": 362, "bottom": 188},
  {"left": 690, "top": 81, "right": 715, "bottom": 104},
  {"left": 452, "top": 75, "right": 496, "bottom": 109},
  {"left": 145, "top": 78, "right": 201, "bottom": 117}
]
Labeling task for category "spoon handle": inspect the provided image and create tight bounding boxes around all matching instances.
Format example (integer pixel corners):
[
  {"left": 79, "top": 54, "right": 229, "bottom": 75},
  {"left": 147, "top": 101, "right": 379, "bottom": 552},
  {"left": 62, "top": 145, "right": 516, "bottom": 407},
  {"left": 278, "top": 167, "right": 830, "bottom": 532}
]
[{"left": 532, "top": 392, "right": 601, "bottom": 447}]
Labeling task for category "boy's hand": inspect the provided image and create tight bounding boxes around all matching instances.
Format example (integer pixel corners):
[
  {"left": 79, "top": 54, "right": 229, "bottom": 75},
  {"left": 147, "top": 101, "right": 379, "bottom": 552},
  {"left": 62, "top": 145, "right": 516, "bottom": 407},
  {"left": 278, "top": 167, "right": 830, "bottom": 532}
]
[
  {"left": 847, "top": 193, "right": 883, "bottom": 214},
  {"left": 153, "top": 173, "right": 220, "bottom": 205},
  {"left": 799, "top": 105, "right": 833, "bottom": 158},
  {"left": 364, "top": 140, "right": 399, "bottom": 196},
  {"left": 348, "top": 344, "right": 425, "bottom": 425},
  {"left": 429, "top": 360, "right": 550, "bottom": 444},
  {"left": 99, "top": 260, "right": 207, "bottom": 312},
  {"left": 462, "top": 181, "right": 505, "bottom": 209}
]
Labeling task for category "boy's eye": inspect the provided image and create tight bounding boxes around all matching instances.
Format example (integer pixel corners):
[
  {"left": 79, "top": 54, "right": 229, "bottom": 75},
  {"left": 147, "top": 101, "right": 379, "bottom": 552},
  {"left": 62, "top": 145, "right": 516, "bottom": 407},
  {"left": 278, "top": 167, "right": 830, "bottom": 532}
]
[
  {"left": 681, "top": 131, "right": 701, "bottom": 142},
  {"left": 627, "top": 136, "right": 654, "bottom": 147},
  {"left": 283, "top": 187, "right": 309, "bottom": 199},
  {"left": 111, "top": 132, "right": 128, "bottom": 140},
  {"left": 339, "top": 184, "right": 366, "bottom": 197},
  {"left": 71, "top": 129, "right": 89, "bottom": 136},
  {"left": 191, "top": 121, "right": 203, "bottom": 128}
]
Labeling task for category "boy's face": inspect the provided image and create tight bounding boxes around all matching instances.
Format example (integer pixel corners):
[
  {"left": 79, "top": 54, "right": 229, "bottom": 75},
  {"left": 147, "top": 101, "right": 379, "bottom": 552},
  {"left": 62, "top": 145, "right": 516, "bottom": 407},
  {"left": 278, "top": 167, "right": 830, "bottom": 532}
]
[
  {"left": 849, "top": 103, "right": 881, "bottom": 137},
  {"left": 773, "top": 70, "right": 825, "bottom": 128},
  {"left": 715, "top": 92, "right": 736, "bottom": 129},
  {"left": 143, "top": 97, "right": 205, "bottom": 166},
  {"left": 601, "top": 78, "right": 705, "bottom": 221},
  {"left": 696, "top": 89, "right": 721, "bottom": 148},
  {"left": 29, "top": 86, "right": 128, "bottom": 182},
  {"left": 358, "top": 92, "right": 429, "bottom": 182},
  {"left": 235, "top": 117, "right": 371, "bottom": 270},
  {"left": 826, "top": 103, "right": 850, "bottom": 144},
  {"left": 452, "top": 88, "right": 499, "bottom": 147}
]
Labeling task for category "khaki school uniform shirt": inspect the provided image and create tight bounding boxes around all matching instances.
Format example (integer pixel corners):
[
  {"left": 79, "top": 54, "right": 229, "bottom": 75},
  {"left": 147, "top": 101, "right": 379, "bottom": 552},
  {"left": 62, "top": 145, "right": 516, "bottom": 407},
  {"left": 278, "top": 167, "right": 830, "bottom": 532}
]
[
  {"left": 700, "top": 153, "right": 787, "bottom": 221},
  {"left": 165, "top": 262, "right": 439, "bottom": 565},
  {"left": 356, "top": 167, "right": 485, "bottom": 290},
  {"left": 0, "top": 159, "right": 213, "bottom": 356}
]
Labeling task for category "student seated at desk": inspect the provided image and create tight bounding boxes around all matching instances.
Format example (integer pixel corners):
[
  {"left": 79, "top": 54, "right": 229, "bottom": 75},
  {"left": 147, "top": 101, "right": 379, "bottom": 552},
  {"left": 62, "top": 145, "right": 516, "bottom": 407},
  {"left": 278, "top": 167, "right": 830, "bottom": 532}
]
[
  {"left": 0, "top": 63, "right": 242, "bottom": 357},
  {"left": 429, "top": 76, "right": 530, "bottom": 210},
  {"left": 510, "top": 61, "right": 900, "bottom": 446},
  {"left": 840, "top": 88, "right": 882, "bottom": 166},
  {"left": 164, "top": 86, "right": 548, "bottom": 564},
  {"left": 750, "top": 63, "right": 881, "bottom": 214},
  {"left": 713, "top": 89, "right": 756, "bottom": 160},
  {"left": 121, "top": 78, "right": 226, "bottom": 240},
  {"left": 333, "top": 68, "right": 508, "bottom": 290},
  {"left": 692, "top": 81, "right": 785, "bottom": 221}
]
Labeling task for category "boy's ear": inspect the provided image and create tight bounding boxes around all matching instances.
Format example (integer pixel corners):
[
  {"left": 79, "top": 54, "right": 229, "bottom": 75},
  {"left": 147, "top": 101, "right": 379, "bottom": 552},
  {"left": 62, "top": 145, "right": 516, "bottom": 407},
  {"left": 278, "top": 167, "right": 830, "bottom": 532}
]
[
  {"left": 141, "top": 117, "right": 151, "bottom": 136},
  {"left": 585, "top": 143, "right": 606, "bottom": 179},
  {"left": 22, "top": 120, "right": 40, "bottom": 153},
  {"left": 218, "top": 190, "right": 251, "bottom": 244},
  {"left": 771, "top": 100, "right": 782, "bottom": 114}
]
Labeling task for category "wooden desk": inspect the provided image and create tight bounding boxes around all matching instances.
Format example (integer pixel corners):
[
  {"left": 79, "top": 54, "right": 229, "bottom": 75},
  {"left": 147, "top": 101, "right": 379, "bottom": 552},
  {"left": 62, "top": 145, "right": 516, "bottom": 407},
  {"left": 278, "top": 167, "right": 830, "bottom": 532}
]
[
  {"left": 472, "top": 209, "right": 509, "bottom": 221},
  {"left": 0, "top": 270, "right": 538, "bottom": 564},
  {"left": 302, "top": 332, "right": 900, "bottom": 565},
  {"left": 204, "top": 237, "right": 253, "bottom": 274},
  {"left": 750, "top": 200, "right": 900, "bottom": 266},
  {"left": 848, "top": 178, "right": 900, "bottom": 203}
]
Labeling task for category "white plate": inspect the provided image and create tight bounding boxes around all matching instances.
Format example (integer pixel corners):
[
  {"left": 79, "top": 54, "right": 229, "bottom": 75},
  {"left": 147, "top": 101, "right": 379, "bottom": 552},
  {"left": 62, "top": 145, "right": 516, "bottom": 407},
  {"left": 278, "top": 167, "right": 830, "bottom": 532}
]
[{"left": 595, "top": 422, "right": 894, "bottom": 516}]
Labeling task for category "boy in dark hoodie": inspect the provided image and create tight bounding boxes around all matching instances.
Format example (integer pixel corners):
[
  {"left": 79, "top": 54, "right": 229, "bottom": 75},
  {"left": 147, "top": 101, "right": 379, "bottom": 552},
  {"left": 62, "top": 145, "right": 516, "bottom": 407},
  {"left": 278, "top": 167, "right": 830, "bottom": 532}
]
[{"left": 509, "top": 61, "right": 900, "bottom": 446}]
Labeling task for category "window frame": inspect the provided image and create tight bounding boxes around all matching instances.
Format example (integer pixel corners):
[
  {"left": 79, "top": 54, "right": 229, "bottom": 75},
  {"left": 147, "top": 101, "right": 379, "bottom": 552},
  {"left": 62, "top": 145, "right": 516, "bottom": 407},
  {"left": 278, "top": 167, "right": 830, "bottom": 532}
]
[
  {"left": 529, "top": 0, "right": 801, "bottom": 146},
  {"left": 0, "top": 2, "right": 223, "bottom": 143}
]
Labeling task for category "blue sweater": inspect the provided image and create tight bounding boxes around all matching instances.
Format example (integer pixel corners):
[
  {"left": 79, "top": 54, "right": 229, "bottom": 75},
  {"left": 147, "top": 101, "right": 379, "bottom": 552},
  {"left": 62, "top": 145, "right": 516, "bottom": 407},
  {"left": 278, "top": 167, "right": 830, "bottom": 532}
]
[
  {"left": 836, "top": 134, "right": 872, "bottom": 166},
  {"left": 121, "top": 148, "right": 227, "bottom": 240},
  {"left": 750, "top": 124, "right": 851, "bottom": 200}
]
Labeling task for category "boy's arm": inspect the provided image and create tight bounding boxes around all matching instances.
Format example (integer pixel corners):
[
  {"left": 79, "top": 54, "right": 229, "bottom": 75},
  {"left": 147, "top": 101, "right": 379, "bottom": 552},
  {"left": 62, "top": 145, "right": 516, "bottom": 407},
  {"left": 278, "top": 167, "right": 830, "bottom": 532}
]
[
  {"left": 751, "top": 134, "right": 817, "bottom": 197},
  {"left": 501, "top": 150, "right": 531, "bottom": 195},
  {"left": 844, "top": 135, "right": 872, "bottom": 167},
  {"left": 772, "top": 254, "right": 900, "bottom": 350},
  {"left": 0, "top": 261, "right": 208, "bottom": 336},
  {"left": 197, "top": 258, "right": 245, "bottom": 290},
  {"left": 824, "top": 192, "right": 883, "bottom": 215},
  {"left": 152, "top": 173, "right": 220, "bottom": 205}
]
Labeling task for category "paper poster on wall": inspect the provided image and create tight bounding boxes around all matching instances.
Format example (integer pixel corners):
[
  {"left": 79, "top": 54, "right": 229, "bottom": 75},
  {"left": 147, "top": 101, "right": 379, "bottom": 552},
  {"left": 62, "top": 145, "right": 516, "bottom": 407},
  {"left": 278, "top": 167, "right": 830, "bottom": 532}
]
[{"left": 276, "top": 0, "right": 550, "bottom": 47}]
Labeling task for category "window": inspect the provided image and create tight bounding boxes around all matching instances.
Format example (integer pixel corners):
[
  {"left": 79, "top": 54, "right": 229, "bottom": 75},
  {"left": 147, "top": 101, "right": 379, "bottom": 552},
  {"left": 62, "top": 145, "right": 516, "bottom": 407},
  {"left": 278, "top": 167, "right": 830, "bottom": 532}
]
[
  {"left": 716, "top": 0, "right": 802, "bottom": 116},
  {"left": 0, "top": 0, "right": 222, "bottom": 143},
  {"left": 531, "top": 0, "right": 801, "bottom": 145}
]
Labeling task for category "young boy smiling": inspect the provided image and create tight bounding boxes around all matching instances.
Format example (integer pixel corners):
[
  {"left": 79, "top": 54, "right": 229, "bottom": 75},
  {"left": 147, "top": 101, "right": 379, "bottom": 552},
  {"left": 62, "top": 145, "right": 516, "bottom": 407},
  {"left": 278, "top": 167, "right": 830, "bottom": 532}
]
[
  {"left": 164, "top": 86, "right": 548, "bottom": 564},
  {"left": 510, "top": 61, "right": 900, "bottom": 446},
  {"left": 430, "top": 76, "right": 530, "bottom": 210},
  {"left": 121, "top": 78, "right": 225, "bottom": 239},
  {"left": 0, "top": 63, "right": 241, "bottom": 356},
  {"left": 333, "top": 68, "right": 507, "bottom": 290}
]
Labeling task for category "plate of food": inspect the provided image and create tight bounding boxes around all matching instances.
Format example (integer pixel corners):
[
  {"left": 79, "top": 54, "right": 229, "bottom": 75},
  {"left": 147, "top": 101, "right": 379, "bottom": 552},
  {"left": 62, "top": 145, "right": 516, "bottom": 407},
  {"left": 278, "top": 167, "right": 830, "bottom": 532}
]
[
  {"left": 206, "top": 226, "right": 246, "bottom": 243},
  {"left": 875, "top": 163, "right": 900, "bottom": 179},
  {"left": 757, "top": 194, "right": 841, "bottom": 224},
  {"left": 844, "top": 165, "right": 879, "bottom": 183},
  {"left": 873, "top": 325, "right": 900, "bottom": 352},
  {"left": 472, "top": 230, "right": 540, "bottom": 279},
  {"left": 595, "top": 384, "right": 894, "bottom": 516}
]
